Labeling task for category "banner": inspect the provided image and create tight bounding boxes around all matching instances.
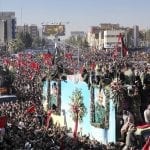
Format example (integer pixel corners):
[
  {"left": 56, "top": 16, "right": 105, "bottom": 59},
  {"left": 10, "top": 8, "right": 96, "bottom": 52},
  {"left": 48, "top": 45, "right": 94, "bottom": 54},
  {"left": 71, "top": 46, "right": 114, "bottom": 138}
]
[
  {"left": 43, "top": 25, "right": 65, "bottom": 36},
  {"left": 91, "top": 88, "right": 110, "bottom": 128}
]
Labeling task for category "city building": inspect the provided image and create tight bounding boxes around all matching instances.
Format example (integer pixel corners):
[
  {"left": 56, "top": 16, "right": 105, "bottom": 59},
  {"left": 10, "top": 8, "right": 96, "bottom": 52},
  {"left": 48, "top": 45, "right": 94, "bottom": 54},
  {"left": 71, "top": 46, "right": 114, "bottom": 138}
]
[
  {"left": 100, "top": 23, "right": 120, "bottom": 30},
  {"left": 87, "top": 26, "right": 100, "bottom": 49},
  {"left": 16, "top": 24, "right": 39, "bottom": 39},
  {"left": 103, "top": 30, "right": 125, "bottom": 49},
  {"left": 0, "top": 12, "right": 16, "bottom": 47},
  {"left": 87, "top": 23, "right": 129, "bottom": 50},
  {"left": 70, "top": 31, "right": 85, "bottom": 39},
  {"left": 98, "top": 31, "right": 104, "bottom": 49},
  {"left": 29, "top": 24, "right": 39, "bottom": 38},
  {"left": 16, "top": 24, "right": 29, "bottom": 35}
]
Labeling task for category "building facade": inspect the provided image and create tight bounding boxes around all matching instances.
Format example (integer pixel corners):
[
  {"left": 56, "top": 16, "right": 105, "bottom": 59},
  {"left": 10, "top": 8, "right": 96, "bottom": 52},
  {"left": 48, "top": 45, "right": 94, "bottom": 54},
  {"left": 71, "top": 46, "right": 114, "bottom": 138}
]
[
  {"left": 16, "top": 24, "right": 39, "bottom": 39},
  {"left": 87, "top": 26, "right": 100, "bottom": 49},
  {"left": 104, "top": 30, "right": 125, "bottom": 49},
  {"left": 0, "top": 12, "right": 16, "bottom": 46},
  {"left": 16, "top": 24, "right": 30, "bottom": 35},
  {"left": 87, "top": 23, "right": 129, "bottom": 50},
  {"left": 100, "top": 23, "right": 120, "bottom": 30},
  {"left": 29, "top": 24, "right": 39, "bottom": 38},
  {"left": 71, "top": 31, "right": 85, "bottom": 38}
]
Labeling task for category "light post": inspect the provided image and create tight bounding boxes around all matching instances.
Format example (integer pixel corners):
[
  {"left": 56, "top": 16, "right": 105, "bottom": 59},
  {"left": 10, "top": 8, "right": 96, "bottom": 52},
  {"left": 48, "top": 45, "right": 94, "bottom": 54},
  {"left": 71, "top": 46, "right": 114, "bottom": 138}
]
[
  {"left": 46, "top": 36, "right": 62, "bottom": 114},
  {"left": 43, "top": 22, "right": 69, "bottom": 112},
  {"left": 47, "top": 66, "right": 51, "bottom": 110},
  {"left": 77, "top": 47, "right": 80, "bottom": 67}
]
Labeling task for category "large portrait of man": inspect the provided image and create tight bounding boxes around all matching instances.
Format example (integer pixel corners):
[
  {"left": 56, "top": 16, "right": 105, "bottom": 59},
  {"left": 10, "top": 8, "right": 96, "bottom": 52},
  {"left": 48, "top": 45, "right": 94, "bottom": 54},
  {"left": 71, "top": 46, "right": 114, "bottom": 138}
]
[
  {"left": 95, "top": 90, "right": 106, "bottom": 124},
  {"left": 91, "top": 87, "right": 110, "bottom": 128}
]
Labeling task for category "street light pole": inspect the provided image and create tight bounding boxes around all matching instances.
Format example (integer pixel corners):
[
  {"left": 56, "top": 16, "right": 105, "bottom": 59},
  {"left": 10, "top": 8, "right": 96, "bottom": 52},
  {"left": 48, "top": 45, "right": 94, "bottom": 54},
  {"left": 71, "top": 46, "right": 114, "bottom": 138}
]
[
  {"left": 47, "top": 33, "right": 58, "bottom": 111},
  {"left": 54, "top": 35, "right": 62, "bottom": 115},
  {"left": 57, "top": 79, "right": 61, "bottom": 115},
  {"left": 47, "top": 66, "right": 51, "bottom": 110},
  {"left": 78, "top": 47, "right": 80, "bottom": 67},
  {"left": 47, "top": 34, "right": 62, "bottom": 113}
]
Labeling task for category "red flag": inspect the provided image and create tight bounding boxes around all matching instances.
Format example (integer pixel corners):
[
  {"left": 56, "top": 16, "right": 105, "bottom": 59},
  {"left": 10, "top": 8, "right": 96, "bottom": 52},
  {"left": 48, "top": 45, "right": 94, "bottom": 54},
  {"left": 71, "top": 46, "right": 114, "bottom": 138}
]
[
  {"left": 112, "top": 46, "right": 118, "bottom": 60},
  {"left": 25, "top": 105, "right": 35, "bottom": 114},
  {"left": 90, "top": 63, "right": 96, "bottom": 70},
  {"left": 142, "top": 137, "right": 150, "bottom": 150},
  {"left": 3, "top": 58, "right": 10, "bottom": 66},
  {"left": 0, "top": 116, "right": 7, "bottom": 128},
  {"left": 46, "top": 110, "right": 52, "bottom": 129},
  {"left": 119, "top": 33, "right": 128, "bottom": 57},
  {"left": 122, "top": 44, "right": 128, "bottom": 57},
  {"left": 30, "top": 62, "right": 40, "bottom": 71},
  {"left": 73, "top": 113, "right": 79, "bottom": 139},
  {"left": 43, "top": 59, "right": 52, "bottom": 66},
  {"left": 137, "top": 124, "right": 150, "bottom": 129},
  {"left": 43, "top": 53, "right": 52, "bottom": 60},
  {"left": 65, "top": 53, "right": 72, "bottom": 60},
  {"left": 115, "top": 33, "right": 128, "bottom": 58},
  {"left": 29, "top": 74, "right": 35, "bottom": 80},
  {"left": 121, "top": 34, "right": 128, "bottom": 57},
  {"left": 20, "top": 60, "right": 27, "bottom": 67}
]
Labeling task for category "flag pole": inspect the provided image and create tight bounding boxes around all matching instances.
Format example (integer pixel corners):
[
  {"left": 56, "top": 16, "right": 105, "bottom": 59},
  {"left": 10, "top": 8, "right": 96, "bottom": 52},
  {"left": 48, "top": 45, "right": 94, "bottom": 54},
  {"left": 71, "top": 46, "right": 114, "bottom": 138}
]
[
  {"left": 78, "top": 47, "right": 80, "bottom": 67},
  {"left": 120, "top": 33, "right": 123, "bottom": 58}
]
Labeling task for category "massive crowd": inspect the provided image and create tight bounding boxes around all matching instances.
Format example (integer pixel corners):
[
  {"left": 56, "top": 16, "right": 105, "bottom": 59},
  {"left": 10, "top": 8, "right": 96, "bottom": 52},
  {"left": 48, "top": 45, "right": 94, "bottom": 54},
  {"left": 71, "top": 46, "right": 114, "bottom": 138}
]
[{"left": 0, "top": 48, "right": 150, "bottom": 149}]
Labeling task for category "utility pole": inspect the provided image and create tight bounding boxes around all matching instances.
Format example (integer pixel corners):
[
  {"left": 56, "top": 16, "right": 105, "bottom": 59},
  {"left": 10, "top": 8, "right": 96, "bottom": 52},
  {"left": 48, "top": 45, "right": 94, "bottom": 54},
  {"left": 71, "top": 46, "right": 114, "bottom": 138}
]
[
  {"left": 44, "top": 21, "right": 69, "bottom": 112},
  {"left": 54, "top": 34, "right": 61, "bottom": 115},
  {"left": 47, "top": 66, "right": 51, "bottom": 110}
]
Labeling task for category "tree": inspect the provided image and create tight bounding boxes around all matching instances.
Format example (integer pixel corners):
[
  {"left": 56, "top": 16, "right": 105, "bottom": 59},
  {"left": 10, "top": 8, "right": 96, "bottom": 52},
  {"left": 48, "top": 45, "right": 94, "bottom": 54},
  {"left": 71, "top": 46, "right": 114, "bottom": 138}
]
[
  {"left": 18, "top": 32, "right": 33, "bottom": 49},
  {"left": 65, "top": 35, "right": 88, "bottom": 49},
  {"left": 8, "top": 39, "right": 25, "bottom": 53},
  {"left": 145, "top": 29, "right": 150, "bottom": 42},
  {"left": 83, "top": 38, "right": 89, "bottom": 48},
  {"left": 69, "top": 88, "right": 87, "bottom": 139},
  {"left": 32, "top": 37, "right": 42, "bottom": 48},
  {"left": 42, "top": 38, "right": 46, "bottom": 48}
]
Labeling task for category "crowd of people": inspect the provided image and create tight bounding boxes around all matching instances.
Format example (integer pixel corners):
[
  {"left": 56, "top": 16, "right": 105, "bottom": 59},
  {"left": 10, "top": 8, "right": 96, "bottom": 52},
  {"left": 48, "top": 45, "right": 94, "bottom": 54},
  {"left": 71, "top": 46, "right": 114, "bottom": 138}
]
[
  {"left": 0, "top": 48, "right": 150, "bottom": 149},
  {"left": 80, "top": 49, "right": 150, "bottom": 149}
]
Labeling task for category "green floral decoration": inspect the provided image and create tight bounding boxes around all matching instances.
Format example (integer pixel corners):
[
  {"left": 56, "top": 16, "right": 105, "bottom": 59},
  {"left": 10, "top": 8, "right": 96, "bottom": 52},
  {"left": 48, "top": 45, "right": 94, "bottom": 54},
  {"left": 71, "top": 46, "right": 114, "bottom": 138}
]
[{"left": 69, "top": 88, "right": 87, "bottom": 122}]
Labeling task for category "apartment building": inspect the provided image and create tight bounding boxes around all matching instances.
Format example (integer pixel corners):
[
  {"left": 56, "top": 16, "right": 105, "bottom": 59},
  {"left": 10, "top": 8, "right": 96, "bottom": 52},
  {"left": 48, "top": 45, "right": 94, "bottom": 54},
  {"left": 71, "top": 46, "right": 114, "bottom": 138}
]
[
  {"left": 103, "top": 30, "right": 125, "bottom": 49},
  {"left": 87, "top": 23, "right": 128, "bottom": 50},
  {"left": 16, "top": 24, "right": 39, "bottom": 39},
  {"left": 0, "top": 12, "right": 16, "bottom": 46},
  {"left": 29, "top": 24, "right": 39, "bottom": 38}
]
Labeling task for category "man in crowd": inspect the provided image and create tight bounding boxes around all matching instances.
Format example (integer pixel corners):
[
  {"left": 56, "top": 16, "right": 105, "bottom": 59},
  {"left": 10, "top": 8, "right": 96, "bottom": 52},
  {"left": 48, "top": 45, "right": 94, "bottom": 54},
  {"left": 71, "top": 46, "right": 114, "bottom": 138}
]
[{"left": 144, "top": 104, "right": 150, "bottom": 124}]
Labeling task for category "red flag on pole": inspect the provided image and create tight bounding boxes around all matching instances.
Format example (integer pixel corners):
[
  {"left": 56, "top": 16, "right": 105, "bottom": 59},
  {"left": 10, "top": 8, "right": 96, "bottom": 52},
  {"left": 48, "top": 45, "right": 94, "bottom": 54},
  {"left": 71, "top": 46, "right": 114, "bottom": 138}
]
[
  {"left": 43, "top": 53, "right": 52, "bottom": 60},
  {"left": 112, "top": 46, "right": 118, "bottom": 60},
  {"left": 142, "top": 137, "right": 150, "bottom": 150},
  {"left": 30, "top": 62, "right": 40, "bottom": 71},
  {"left": 25, "top": 105, "right": 36, "bottom": 114},
  {"left": 73, "top": 113, "right": 79, "bottom": 139},
  {"left": 3, "top": 58, "right": 10, "bottom": 66},
  {"left": 0, "top": 116, "right": 7, "bottom": 128},
  {"left": 119, "top": 33, "right": 128, "bottom": 57},
  {"left": 46, "top": 110, "right": 52, "bottom": 129},
  {"left": 122, "top": 40, "right": 128, "bottom": 57},
  {"left": 65, "top": 53, "right": 72, "bottom": 60}
]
